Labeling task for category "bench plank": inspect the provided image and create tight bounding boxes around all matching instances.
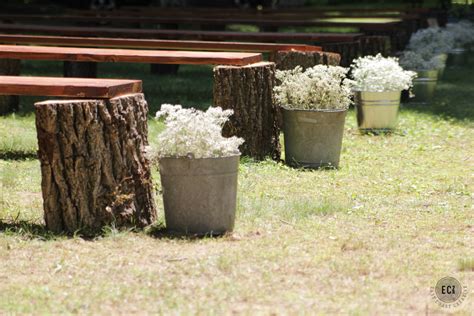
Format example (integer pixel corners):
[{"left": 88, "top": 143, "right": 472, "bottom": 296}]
[
  {"left": 0, "top": 23, "right": 363, "bottom": 43},
  {"left": 0, "top": 76, "right": 142, "bottom": 98},
  {"left": 0, "top": 44, "right": 263, "bottom": 66},
  {"left": 0, "top": 34, "right": 322, "bottom": 53}
]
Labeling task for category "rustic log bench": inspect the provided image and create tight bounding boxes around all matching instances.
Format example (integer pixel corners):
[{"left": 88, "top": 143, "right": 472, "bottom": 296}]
[
  {"left": 0, "top": 75, "right": 156, "bottom": 234},
  {"left": 0, "top": 45, "right": 288, "bottom": 160},
  {"left": 0, "top": 34, "right": 343, "bottom": 72},
  {"left": 0, "top": 23, "right": 370, "bottom": 67}
]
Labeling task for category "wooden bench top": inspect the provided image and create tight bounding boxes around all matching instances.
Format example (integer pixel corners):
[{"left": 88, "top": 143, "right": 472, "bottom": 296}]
[
  {"left": 0, "top": 44, "right": 263, "bottom": 66},
  {"left": 0, "top": 14, "right": 403, "bottom": 30},
  {"left": 0, "top": 76, "right": 141, "bottom": 98},
  {"left": 0, "top": 34, "right": 321, "bottom": 53},
  {"left": 0, "top": 24, "right": 363, "bottom": 43}
]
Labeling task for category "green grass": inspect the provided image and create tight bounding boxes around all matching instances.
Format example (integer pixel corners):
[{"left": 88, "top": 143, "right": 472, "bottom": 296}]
[{"left": 0, "top": 59, "right": 473, "bottom": 314}]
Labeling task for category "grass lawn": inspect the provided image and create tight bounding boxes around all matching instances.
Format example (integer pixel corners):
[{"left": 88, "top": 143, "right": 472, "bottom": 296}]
[{"left": 0, "top": 58, "right": 473, "bottom": 314}]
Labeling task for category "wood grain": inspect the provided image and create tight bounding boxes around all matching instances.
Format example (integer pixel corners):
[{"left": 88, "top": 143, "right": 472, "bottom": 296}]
[
  {"left": 0, "top": 34, "right": 321, "bottom": 53},
  {"left": 0, "top": 76, "right": 142, "bottom": 98},
  {"left": 0, "top": 23, "right": 363, "bottom": 43},
  {"left": 0, "top": 44, "right": 263, "bottom": 66}
]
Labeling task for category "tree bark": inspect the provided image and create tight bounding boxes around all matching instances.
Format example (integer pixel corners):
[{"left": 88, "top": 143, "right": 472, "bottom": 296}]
[
  {"left": 360, "top": 36, "right": 392, "bottom": 57},
  {"left": 63, "top": 61, "right": 98, "bottom": 78},
  {"left": 321, "top": 42, "right": 361, "bottom": 67},
  {"left": 274, "top": 50, "right": 341, "bottom": 70},
  {"left": 35, "top": 93, "right": 157, "bottom": 234},
  {"left": 0, "top": 59, "right": 21, "bottom": 115},
  {"left": 213, "top": 61, "right": 280, "bottom": 161}
]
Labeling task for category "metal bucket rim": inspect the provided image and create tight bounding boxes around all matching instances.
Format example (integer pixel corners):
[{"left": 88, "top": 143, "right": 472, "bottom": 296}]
[
  {"left": 281, "top": 106, "right": 348, "bottom": 113},
  {"left": 159, "top": 154, "right": 241, "bottom": 162},
  {"left": 353, "top": 89, "right": 402, "bottom": 93}
]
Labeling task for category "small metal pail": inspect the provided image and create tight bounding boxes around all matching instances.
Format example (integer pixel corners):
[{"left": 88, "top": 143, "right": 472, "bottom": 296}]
[
  {"left": 412, "top": 70, "right": 438, "bottom": 104},
  {"left": 282, "top": 107, "right": 347, "bottom": 169},
  {"left": 159, "top": 155, "right": 239, "bottom": 235},
  {"left": 448, "top": 48, "right": 468, "bottom": 67},
  {"left": 354, "top": 90, "right": 401, "bottom": 131}
]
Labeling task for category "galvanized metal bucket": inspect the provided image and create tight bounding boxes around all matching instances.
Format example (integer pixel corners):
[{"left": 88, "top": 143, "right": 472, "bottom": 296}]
[
  {"left": 159, "top": 155, "right": 240, "bottom": 235},
  {"left": 354, "top": 90, "right": 401, "bottom": 131},
  {"left": 282, "top": 107, "right": 347, "bottom": 169},
  {"left": 412, "top": 70, "right": 438, "bottom": 104},
  {"left": 448, "top": 48, "right": 468, "bottom": 67},
  {"left": 434, "top": 53, "right": 448, "bottom": 79}
]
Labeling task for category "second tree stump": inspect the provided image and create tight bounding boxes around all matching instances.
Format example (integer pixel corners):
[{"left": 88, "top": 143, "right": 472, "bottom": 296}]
[{"left": 213, "top": 61, "right": 280, "bottom": 161}]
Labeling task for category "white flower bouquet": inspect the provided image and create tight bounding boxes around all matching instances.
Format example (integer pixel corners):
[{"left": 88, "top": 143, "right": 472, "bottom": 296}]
[
  {"left": 351, "top": 54, "right": 417, "bottom": 92},
  {"left": 152, "top": 104, "right": 244, "bottom": 159},
  {"left": 274, "top": 65, "right": 354, "bottom": 110},
  {"left": 407, "top": 27, "right": 454, "bottom": 57},
  {"left": 446, "top": 20, "right": 474, "bottom": 48},
  {"left": 399, "top": 51, "right": 443, "bottom": 71}
]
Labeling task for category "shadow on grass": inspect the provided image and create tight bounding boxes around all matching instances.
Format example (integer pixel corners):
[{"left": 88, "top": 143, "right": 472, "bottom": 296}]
[
  {"left": 0, "top": 152, "right": 37, "bottom": 160},
  {"left": 0, "top": 220, "right": 60, "bottom": 240},
  {"left": 402, "top": 64, "right": 474, "bottom": 122},
  {"left": 146, "top": 222, "right": 228, "bottom": 240}
]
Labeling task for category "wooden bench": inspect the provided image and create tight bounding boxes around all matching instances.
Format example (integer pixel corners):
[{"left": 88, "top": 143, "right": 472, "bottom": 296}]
[
  {"left": 0, "top": 34, "right": 343, "bottom": 72},
  {"left": 0, "top": 23, "right": 362, "bottom": 44},
  {"left": 0, "top": 23, "right": 369, "bottom": 67},
  {"left": 0, "top": 14, "right": 403, "bottom": 32},
  {"left": 0, "top": 45, "right": 283, "bottom": 161},
  {"left": 0, "top": 75, "right": 156, "bottom": 234}
]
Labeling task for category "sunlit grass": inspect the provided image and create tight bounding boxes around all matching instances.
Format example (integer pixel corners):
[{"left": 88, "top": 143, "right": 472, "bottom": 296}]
[{"left": 0, "top": 56, "right": 472, "bottom": 314}]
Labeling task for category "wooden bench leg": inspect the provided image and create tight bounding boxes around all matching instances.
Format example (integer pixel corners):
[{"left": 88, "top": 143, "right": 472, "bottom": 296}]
[
  {"left": 0, "top": 59, "right": 20, "bottom": 115},
  {"left": 35, "top": 93, "right": 157, "bottom": 234},
  {"left": 150, "top": 63, "right": 180, "bottom": 75},
  {"left": 273, "top": 50, "right": 341, "bottom": 70},
  {"left": 63, "top": 61, "right": 98, "bottom": 78},
  {"left": 213, "top": 61, "right": 281, "bottom": 161}
]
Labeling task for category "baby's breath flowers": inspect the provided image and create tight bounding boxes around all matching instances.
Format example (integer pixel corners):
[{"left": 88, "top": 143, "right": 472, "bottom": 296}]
[
  {"left": 407, "top": 27, "right": 454, "bottom": 57},
  {"left": 446, "top": 20, "right": 474, "bottom": 48},
  {"left": 274, "top": 65, "right": 354, "bottom": 110},
  {"left": 399, "top": 51, "right": 443, "bottom": 71},
  {"left": 351, "top": 54, "right": 417, "bottom": 92},
  {"left": 151, "top": 104, "right": 244, "bottom": 159}
]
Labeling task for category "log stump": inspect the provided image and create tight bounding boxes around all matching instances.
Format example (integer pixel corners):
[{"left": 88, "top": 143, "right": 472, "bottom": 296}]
[
  {"left": 35, "top": 93, "right": 157, "bottom": 234},
  {"left": 0, "top": 59, "right": 21, "bottom": 115},
  {"left": 213, "top": 61, "right": 280, "bottom": 161},
  {"left": 360, "top": 36, "right": 392, "bottom": 57},
  {"left": 63, "top": 61, "right": 98, "bottom": 78},
  {"left": 274, "top": 50, "right": 341, "bottom": 70},
  {"left": 321, "top": 42, "right": 361, "bottom": 67}
]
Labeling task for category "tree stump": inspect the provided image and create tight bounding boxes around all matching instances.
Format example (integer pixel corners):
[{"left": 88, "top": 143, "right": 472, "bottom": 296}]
[
  {"left": 213, "top": 61, "right": 280, "bottom": 161},
  {"left": 35, "top": 93, "right": 157, "bottom": 234},
  {"left": 360, "top": 36, "right": 392, "bottom": 57},
  {"left": 274, "top": 50, "right": 341, "bottom": 70},
  {"left": 321, "top": 42, "right": 361, "bottom": 67},
  {"left": 0, "top": 59, "right": 21, "bottom": 115},
  {"left": 63, "top": 61, "right": 98, "bottom": 78}
]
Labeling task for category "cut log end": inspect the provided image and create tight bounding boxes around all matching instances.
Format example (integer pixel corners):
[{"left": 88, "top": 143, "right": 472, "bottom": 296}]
[
  {"left": 274, "top": 50, "right": 341, "bottom": 70},
  {"left": 35, "top": 93, "right": 156, "bottom": 234}
]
